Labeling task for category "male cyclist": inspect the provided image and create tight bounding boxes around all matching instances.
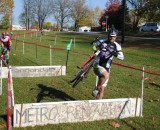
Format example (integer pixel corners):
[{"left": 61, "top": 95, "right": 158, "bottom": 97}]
[
  {"left": 92, "top": 28, "right": 124, "bottom": 99},
  {"left": 0, "top": 32, "right": 12, "bottom": 64}
]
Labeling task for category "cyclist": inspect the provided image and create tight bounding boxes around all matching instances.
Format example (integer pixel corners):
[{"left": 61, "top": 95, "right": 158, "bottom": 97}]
[
  {"left": 0, "top": 32, "right": 12, "bottom": 64},
  {"left": 92, "top": 28, "right": 124, "bottom": 99}
]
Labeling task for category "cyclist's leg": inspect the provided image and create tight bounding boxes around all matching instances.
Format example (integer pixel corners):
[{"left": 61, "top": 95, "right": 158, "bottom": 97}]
[
  {"left": 5, "top": 46, "right": 10, "bottom": 64},
  {"left": 93, "top": 65, "right": 109, "bottom": 99}
]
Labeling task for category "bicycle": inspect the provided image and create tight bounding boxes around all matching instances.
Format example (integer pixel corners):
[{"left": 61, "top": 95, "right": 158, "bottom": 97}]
[{"left": 70, "top": 37, "right": 103, "bottom": 88}]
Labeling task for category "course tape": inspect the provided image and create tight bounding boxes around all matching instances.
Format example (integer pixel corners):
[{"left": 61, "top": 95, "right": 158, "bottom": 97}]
[{"left": 113, "top": 62, "right": 160, "bottom": 77}]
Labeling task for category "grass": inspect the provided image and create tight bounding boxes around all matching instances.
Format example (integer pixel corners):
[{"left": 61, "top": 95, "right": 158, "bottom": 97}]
[{"left": 0, "top": 30, "right": 160, "bottom": 130}]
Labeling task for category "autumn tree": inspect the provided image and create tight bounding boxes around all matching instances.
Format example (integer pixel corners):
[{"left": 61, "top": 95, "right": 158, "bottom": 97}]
[
  {"left": 0, "top": 0, "right": 14, "bottom": 14},
  {"left": 0, "top": 0, "right": 14, "bottom": 29},
  {"left": 78, "top": 8, "right": 94, "bottom": 27},
  {"left": 70, "top": 0, "right": 89, "bottom": 31},
  {"left": 100, "top": 0, "right": 120, "bottom": 30},
  {"left": 43, "top": 22, "right": 53, "bottom": 29}
]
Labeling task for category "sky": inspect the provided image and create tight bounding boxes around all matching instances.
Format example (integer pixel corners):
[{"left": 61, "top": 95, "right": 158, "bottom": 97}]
[{"left": 13, "top": 0, "right": 107, "bottom": 25}]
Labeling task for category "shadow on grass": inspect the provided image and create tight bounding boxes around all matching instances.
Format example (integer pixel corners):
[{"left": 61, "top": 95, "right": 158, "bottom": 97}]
[
  {"left": 36, "top": 84, "right": 75, "bottom": 102},
  {"left": 0, "top": 115, "right": 7, "bottom": 123},
  {"left": 149, "top": 82, "right": 160, "bottom": 89}
]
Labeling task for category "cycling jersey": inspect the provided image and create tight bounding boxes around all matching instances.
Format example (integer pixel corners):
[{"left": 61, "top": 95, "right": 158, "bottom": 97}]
[
  {"left": 93, "top": 38, "right": 124, "bottom": 70},
  {"left": 0, "top": 36, "right": 11, "bottom": 46}
]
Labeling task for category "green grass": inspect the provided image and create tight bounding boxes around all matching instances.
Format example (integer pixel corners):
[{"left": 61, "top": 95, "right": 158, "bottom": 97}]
[{"left": 0, "top": 30, "right": 160, "bottom": 130}]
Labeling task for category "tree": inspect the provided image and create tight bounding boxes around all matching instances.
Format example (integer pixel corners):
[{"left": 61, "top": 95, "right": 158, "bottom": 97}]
[
  {"left": 0, "top": 0, "right": 14, "bottom": 14},
  {"left": 52, "top": 0, "right": 73, "bottom": 30},
  {"left": 1, "top": 13, "right": 10, "bottom": 29},
  {"left": 99, "top": 0, "right": 120, "bottom": 29},
  {"left": 70, "top": 0, "right": 89, "bottom": 31},
  {"left": 143, "top": 0, "right": 160, "bottom": 21},
  {"left": 21, "top": 0, "right": 35, "bottom": 30},
  {"left": 43, "top": 22, "right": 53, "bottom": 29},
  {"left": 31, "top": 0, "right": 53, "bottom": 30},
  {"left": 92, "top": 7, "right": 103, "bottom": 26},
  {"left": 127, "top": 0, "right": 147, "bottom": 30},
  {"left": 0, "top": 0, "right": 14, "bottom": 29}
]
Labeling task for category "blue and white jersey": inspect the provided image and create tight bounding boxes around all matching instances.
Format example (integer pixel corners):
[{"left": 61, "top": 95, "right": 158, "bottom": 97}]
[{"left": 93, "top": 39, "right": 124, "bottom": 69}]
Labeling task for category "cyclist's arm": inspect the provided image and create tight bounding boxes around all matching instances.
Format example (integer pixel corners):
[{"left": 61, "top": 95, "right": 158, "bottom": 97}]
[
  {"left": 8, "top": 37, "right": 12, "bottom": 46},
  {"left": 115, "top": 43, "right": 124, "bottom": 60}
]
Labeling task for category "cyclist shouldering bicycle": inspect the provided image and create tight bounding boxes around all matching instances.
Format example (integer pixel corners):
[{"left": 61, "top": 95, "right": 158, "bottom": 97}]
[{"left": 92, "top": 28, "right": 124, "bottom": 99}]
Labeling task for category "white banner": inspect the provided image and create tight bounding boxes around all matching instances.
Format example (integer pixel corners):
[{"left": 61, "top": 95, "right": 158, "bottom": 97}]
[
  {"left": 14, "top": 98, "right": 141, "bottom": 127},
  {"left": 1, "top": 66, "right": 66, "bottom": 78}
]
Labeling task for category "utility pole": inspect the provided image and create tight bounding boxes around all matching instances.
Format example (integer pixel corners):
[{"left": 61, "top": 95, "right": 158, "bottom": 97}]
[{"left": 121, "top": 0, "right": 126, "bottom": 44}]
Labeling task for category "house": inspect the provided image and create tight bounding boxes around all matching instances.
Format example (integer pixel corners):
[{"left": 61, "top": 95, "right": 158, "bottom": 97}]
[
  {"left": 12, "top": 25, "right": 25, "bottom": 30},
  {"left": 78, "top": 26, "right": 91, "bottom": 32}
]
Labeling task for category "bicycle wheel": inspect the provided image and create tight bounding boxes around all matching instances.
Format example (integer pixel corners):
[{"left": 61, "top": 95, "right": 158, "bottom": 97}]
[
  {"left": 70, "top": 69, "right": 84, "bottom": 83},
  {"left": 72, "top": 74, "right": 84, "bottom": 88}
]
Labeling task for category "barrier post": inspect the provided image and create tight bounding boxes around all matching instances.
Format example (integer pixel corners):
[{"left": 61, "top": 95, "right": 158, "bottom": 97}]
[
  {"left": 54, "top": 35, "right": 57, "bottom": 45},
  {"left": 74, "top": 37, "right": 75, "bottom": 49},
  {"left": 66, "top": 39, "right": 72, "bottom": 71},
  {"left": 40, "top": 36, "right": 42, "bottom": 42},
  {"left": 10, "top": 67, "right": 15, "bottom": 107},
  {"left": 23, "top": 40, "right": 24, "bottom": 54},
  {"left": 35, "top": 43, "right": 37, "bottom": 59},
  {"left": 50, "top": 45, "right": 52, "bottom": 65},
  {"left": 140, "top": 67, "right": 144, "bottom": 117},
  {"left": 0, "top": 60, "right": 2, "bottom": 95},
  {"left": 7, "top": 69, "right": 12, "bottom": 130},
  {"left": 15, "top": 37, "right": 17, "bottom": 50}
]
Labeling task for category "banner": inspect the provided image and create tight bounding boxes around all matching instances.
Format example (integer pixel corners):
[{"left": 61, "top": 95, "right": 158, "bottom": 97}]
[
  {"left": 1, "top": 66, "right": 66, "bottom": 78},
  {"left": 14, "top": 98, "right": 141, "bottom": 127}
]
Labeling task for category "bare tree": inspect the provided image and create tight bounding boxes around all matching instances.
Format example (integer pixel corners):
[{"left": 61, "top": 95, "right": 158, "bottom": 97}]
[
  {"left": 32, "top": 0, "right": 53, "bottom": 30},
  {"left": 52, "top": 0, "right": 73, "bottom": 31},
  {"left": 21, "top": 0, "right": 35, "bottom": 30}
]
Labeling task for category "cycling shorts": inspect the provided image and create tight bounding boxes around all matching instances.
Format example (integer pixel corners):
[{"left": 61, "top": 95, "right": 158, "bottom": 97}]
[{"left": 93, "top": 65, "right": 110, "bottom": 87}]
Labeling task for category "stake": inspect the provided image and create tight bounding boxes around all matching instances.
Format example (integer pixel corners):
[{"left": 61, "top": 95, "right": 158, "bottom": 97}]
[
  {"left": 23, "top": 40, "right": 24, "bottom": 54},
  {"left": 140, "top": 66, "right": 144, "bottom": 117},
  {"left": 50, "top": 45, "right": 52, "bottom": 65}
]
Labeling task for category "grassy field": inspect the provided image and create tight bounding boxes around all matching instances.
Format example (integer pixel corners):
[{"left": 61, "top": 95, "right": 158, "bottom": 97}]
[{"left": 0, "top": 30, "right": 160, "bottom": 130}]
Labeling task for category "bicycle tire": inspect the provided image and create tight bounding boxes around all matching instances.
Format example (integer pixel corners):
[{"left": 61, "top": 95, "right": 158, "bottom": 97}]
[
  {"left": 70, "top": 55, "right": 97, "bottom": 88},
  {"left": 72, "top": 74, "right": 84, "bottom": 88},
  {"left": 70, "top": 69, "right": 84, "bottom": 83}
]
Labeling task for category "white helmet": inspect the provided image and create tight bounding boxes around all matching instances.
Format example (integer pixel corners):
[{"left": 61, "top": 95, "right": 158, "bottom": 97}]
[{"left": 108, "top": 28, "right": 117, "bottom": 37}]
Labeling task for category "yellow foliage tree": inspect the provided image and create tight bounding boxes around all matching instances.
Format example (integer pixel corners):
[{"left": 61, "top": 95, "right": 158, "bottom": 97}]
[{"left": 0, "top": 0, "right": 14, "bottom": 14}]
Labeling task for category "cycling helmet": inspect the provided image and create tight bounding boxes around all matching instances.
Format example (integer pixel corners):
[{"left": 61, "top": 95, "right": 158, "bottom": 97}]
[
  {"left": 1, "top": 32, "right": 5, "bottom": 36},
  {"left": 108, "top": 28, "right": 117, "bottom": 37}
]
